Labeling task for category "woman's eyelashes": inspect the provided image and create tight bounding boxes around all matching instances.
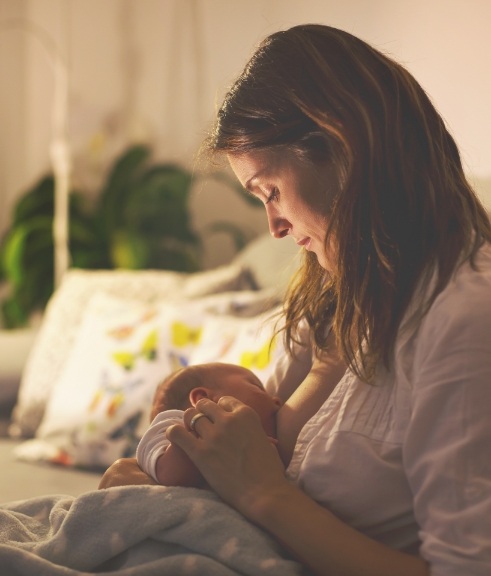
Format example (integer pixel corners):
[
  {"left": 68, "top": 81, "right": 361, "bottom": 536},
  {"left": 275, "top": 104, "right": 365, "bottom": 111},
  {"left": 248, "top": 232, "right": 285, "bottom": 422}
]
[{"left": 265, "top": 187, "right": 279, "bottom": 204}]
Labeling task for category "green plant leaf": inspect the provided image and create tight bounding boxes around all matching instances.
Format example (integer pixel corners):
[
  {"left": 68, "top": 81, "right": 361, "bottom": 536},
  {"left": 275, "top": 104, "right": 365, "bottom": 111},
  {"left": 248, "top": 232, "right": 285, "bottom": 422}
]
[
  {"left": 0, "top": 144, "right": 263, "bottom": 328},
  {"left": 99, "top": 144, "right": 152, "bottom": 235},
  {"left": 2, "top": 225, "right": 29, "bottom": 288},
  {"left": 12, "top": 175, "right": 55, "bottom": 225},
  {"left": 1, "top": 296, "right": 29, "bottom": 329},
  {"left": 125, "top": 165, "right": 194, "bottom": 235},
  {"left": 110, "top": 229, "right": 150, "bottom": 269},
  {"left": 105, "top": 144, "right": 151, "bottom": 192}
]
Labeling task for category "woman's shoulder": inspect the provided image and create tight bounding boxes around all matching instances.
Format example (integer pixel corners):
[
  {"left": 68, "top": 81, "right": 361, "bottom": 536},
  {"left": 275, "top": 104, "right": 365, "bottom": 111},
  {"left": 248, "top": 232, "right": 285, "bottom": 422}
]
[
  {"left": 414, "top": 243, "right": 491, "bottom": 363},
  {"left": 430, "top": 242, "right": 491, "bottom": 321}
]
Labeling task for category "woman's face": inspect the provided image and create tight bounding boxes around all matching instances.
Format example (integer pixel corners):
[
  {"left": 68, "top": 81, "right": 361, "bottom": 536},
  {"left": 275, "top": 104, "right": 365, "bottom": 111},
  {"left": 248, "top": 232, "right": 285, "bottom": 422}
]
[{"left": 228, "top": 148, "right": 337, "bottom": 271}]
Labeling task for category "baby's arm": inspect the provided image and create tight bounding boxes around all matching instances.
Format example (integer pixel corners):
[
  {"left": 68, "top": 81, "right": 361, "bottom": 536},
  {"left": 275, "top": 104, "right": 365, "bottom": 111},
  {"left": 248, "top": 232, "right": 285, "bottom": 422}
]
[
  {"left": 154, "top": 442, "right": 206, "bottom": 488},
  {"left": 136, "top": 410, "right": 206, "bottom": 488}
]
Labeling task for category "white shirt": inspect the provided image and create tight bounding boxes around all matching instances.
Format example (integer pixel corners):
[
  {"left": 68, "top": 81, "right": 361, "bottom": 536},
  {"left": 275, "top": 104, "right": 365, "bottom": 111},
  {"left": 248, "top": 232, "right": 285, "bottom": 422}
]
[{"left": 286, "top": 244, "right": 491, "bottom": 575}]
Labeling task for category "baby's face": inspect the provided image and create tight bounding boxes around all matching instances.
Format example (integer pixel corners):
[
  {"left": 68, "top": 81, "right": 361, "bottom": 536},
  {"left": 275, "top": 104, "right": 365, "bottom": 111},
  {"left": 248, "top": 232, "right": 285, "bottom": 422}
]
[{"left": 201, "top": 364, "right": 281, "bottom": 438}]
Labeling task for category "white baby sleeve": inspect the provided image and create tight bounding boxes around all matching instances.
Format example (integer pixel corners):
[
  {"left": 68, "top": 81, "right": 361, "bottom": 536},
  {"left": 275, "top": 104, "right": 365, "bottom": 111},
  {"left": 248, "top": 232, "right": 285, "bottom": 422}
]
[{"left": 136, "top": 409, "right": 185, "bottom": 483}]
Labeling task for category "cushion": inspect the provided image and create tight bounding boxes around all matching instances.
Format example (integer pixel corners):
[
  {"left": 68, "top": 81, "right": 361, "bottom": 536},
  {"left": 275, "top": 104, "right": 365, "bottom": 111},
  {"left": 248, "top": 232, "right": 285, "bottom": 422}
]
[
  {"left": 189, "top": 309, "right": 285, "bottom": 387},
  {"left": 9, "top": 263, "right": 255, "bottom": 439},
  {"left": 233, "top": 233, "right": 301, "bottom": 292},
  {"left": 13, "top": 289, "right": 283, "bottom": 469},
  {"left": 0, "top": 328, "right": 38, "bottom": 410}
]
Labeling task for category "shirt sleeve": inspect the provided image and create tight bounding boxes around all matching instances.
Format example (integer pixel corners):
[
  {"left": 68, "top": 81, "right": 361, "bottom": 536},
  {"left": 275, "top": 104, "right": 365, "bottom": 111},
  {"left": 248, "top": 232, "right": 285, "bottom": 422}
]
[
  {"left": 403, "top": 270, "right": 491, "bottom": 575},
  {"left": 136, "top": 409, "right": 184, "bottom": 483},
  {"left": 264, "top": 317, "right": 312, "bottom": 401}
]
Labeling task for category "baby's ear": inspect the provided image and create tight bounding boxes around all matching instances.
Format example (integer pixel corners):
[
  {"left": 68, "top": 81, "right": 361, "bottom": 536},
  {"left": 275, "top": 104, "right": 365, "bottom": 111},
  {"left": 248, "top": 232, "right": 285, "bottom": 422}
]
[
  {"left": 189, "top": 387, "right": 211, "bottom": 407},
  {"left": 272, "top": 395, "right": 282, "bottom": 408}
]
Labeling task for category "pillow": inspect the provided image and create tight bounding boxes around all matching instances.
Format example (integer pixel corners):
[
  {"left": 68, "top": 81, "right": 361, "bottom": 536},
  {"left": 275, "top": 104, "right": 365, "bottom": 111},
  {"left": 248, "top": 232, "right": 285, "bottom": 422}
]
[
  {"left": 189, "top": 307, "right": 285, "bottom": 391},
  {"left": 0, "top": 328, "right": 38, "bottom": 410},
  {"left": 232, "top": 233, "right": 301, "bottom": 292},
  {"left": 9, "top": 263, "right": 255, "bottom": 439},
  {"left": 190, "top": 311, "right": 313, "bottom": 401},
  {"left": 14, "top": 289, "right": 281, "bottom": 469}
]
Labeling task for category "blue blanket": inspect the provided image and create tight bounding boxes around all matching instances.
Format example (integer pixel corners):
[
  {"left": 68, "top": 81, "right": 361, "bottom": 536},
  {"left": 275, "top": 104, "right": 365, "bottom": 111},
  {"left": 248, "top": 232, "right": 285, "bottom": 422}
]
[{"left": 0, "top": 484, "right": 305, "bottom": 575}]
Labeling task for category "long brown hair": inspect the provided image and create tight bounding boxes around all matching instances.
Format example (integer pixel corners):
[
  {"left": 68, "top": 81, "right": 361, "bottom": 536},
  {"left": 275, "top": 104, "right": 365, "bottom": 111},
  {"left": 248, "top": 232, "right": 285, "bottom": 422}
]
[{"left": 206, "top": 24, "right": 491, "bottom": 381}]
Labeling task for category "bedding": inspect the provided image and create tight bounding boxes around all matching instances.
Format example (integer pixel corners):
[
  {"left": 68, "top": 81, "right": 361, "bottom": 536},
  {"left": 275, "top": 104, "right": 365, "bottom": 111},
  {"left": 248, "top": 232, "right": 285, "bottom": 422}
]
[
  {"left": 8, "top": 233, "right": 301, "bottom": 441},
  {"left": 0, "top": 484, "right": 305, "bottom": 575},
  {"left": 9, "top": 263, "right": 257, "bottom": 439},
  {"left": 0, "top": 233, "right": 307, "bottom": 574},
  {"left": 0, "top": 233, "right": 307, "bottom": 503},
  {"left": 12, "top": 290, "right": 286, "bottom": 471}
]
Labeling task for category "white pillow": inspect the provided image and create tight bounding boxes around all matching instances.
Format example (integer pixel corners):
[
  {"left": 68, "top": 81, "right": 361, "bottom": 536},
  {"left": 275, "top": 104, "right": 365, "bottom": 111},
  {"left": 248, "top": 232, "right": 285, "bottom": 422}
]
[
  {"left": 190, "top": 311, "right": 313, "bottom": 401},
  {"left": 232, "top": 233, "right": 301, "bottom": 292},
  {"left": 189, "top": 307, "right": 284, "bottom": 390},
  {"left": 9, "top": 264, "right": 254, "bottom": 438},
  {"left": 14, "top": 289, "right": 283, "bottom": 469}
]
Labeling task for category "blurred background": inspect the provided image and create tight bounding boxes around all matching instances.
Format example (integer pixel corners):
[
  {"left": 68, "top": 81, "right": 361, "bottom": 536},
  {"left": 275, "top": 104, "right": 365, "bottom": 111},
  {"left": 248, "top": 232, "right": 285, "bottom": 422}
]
[{"left": 0, "top": 0, "right": 490, "bottom": 327}]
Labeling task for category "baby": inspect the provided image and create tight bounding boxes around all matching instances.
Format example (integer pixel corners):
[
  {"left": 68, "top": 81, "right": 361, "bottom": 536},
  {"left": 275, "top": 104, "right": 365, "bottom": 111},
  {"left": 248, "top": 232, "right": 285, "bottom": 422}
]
[{"left": 136, "top": 362, "right": 281, "bottom": 488}]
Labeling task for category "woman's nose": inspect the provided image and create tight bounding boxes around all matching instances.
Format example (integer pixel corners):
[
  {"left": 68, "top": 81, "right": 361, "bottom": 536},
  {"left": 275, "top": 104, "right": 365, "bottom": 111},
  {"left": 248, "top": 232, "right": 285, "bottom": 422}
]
[{"left": 266, "top": 207, "right": 290, "bottom": 239}]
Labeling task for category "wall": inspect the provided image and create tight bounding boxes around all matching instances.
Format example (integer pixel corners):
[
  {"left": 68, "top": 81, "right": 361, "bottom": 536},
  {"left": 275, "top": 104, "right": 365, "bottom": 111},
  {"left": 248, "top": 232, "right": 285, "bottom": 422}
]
[{"left": 1, "top": 0, "right": 490, "bottom": 268}]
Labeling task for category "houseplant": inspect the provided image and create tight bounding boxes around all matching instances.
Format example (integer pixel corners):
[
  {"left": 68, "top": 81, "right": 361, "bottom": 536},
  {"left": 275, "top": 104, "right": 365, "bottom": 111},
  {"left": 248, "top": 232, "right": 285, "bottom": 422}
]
[{"left": 0, "top": 144, "right": 257, "bottom": 329}]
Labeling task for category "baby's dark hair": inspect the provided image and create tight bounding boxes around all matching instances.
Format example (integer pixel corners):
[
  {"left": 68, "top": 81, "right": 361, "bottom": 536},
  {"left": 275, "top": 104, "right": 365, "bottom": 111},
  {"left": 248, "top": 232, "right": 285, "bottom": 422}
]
[{"left": 151, "top": 366, "right": 206, "bottom": 420}]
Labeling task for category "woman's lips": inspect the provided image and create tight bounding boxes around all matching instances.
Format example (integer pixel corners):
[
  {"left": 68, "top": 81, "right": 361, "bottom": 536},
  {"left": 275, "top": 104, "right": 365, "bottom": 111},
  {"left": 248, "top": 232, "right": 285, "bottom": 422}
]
[{"left": 296, "top": 237, "right": 312, "bottom": 250}]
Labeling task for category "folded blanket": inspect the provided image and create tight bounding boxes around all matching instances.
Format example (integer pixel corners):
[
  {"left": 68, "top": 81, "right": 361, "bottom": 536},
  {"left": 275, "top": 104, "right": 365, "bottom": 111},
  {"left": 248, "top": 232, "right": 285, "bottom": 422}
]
[{"left": 0, "top": 485, "right": 305, "bottom": 575}]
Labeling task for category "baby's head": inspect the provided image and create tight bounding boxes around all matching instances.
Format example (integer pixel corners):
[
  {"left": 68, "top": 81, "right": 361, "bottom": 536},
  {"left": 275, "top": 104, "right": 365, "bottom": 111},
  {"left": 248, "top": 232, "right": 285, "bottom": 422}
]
[{"left": 151, "top": 362, "right": 281, "bottom": 437}]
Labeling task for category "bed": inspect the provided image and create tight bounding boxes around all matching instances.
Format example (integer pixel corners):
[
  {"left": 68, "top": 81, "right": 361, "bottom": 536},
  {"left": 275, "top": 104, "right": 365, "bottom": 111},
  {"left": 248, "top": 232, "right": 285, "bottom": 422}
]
[{"left": 0, "top": 234, "right": 312, "bottom": 575}]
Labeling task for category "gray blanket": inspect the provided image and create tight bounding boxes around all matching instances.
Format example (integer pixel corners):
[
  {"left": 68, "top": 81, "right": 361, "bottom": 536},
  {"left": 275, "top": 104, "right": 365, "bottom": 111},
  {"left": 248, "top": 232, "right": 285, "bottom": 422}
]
[{"left": 0, "top": 485, "right": 305, "bottom": 575}]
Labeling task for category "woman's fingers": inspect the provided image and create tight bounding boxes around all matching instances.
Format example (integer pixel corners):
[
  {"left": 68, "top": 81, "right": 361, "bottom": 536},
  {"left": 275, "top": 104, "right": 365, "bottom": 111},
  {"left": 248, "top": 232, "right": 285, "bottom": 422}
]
[
  {"left": 183, "top": 401, "right": 214, "bottom": 436},
  {"left": 166, "top": 422, "right": 197, "bottom": 453},
  {"left": 167, "top": 397, "right": 237, "bottom": 449},
  {"left": 167, "top": 396, "right": 286, "bottom": 515},
  {"left": 216, "top": 395, "right": 243, "bottom": 411},
  {"left": 182, "top": 396, "right": 247, "bottom": 436},
  {"left": 167, "top": 396, "right": 259, "bottom": 463},
  {"left": 189, "top": 412, "right": 210, "bottom": 434},
  {"left": 195, "top": 395, "right": 242, "bottom": 415}
]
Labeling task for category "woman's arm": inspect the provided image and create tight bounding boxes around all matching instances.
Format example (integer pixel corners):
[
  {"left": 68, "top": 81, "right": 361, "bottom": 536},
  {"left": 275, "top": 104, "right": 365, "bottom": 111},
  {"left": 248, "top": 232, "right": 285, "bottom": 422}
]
[
  {"left": 250, "top": 482, "right": 428, "bottom": 576},
  {"left": 276, "top": 346, "right": 347, "bottom": 465},
  {"left": 167, "top": 396, "right": 428, "bottom": 576},
  {"left": 402, "top": 275, "right": 491, "bottom": 574}
]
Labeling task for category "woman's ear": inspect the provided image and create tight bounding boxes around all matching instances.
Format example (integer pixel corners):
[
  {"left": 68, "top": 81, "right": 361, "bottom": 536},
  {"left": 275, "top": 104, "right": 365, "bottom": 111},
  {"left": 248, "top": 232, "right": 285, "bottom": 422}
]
[{"left": 189, "top": 387, "right": 211, "bottom": 407}]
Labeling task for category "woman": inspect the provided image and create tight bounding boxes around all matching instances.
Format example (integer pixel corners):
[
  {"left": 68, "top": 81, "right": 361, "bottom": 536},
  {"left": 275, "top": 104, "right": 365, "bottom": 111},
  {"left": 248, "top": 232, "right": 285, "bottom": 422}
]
[{"left": 107, "top": 25, "right": 491, "bottom": 575}]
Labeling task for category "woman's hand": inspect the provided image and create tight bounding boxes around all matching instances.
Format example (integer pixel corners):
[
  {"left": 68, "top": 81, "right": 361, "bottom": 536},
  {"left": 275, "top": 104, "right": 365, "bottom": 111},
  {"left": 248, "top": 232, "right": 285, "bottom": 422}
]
[
  {"left": 166, "top": 396, "right": 287, "bottom": 519},
  {"left": 98, "top": 457, "right": 157, "bottom": 489},
  {"left": 168, "top": 396, "right": 429, "bottom": 576}
]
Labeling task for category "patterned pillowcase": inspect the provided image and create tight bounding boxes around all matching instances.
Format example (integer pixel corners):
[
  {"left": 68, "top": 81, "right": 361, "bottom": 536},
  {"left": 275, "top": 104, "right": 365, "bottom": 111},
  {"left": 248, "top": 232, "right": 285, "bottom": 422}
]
[
  {"left": 190, "top": 313, "right": 313, "bottom": 400},
  {"left": 9, "top": 264, "right": 255, "bottom": 439},
  {"left": 188, "top": 308, "right": 282, "bottom": 389},
  {"left": 13, "top": 289, "right": 282, "bottom": 470},
  {"left": 14, "top": 294, "right": 176, "bottom": 469}
]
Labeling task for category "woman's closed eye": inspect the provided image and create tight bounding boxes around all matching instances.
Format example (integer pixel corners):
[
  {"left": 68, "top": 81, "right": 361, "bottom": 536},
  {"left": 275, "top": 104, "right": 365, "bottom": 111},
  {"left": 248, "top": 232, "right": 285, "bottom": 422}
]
[{"left": 265, "top": 187, "right": 279, "bottom": 204}]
